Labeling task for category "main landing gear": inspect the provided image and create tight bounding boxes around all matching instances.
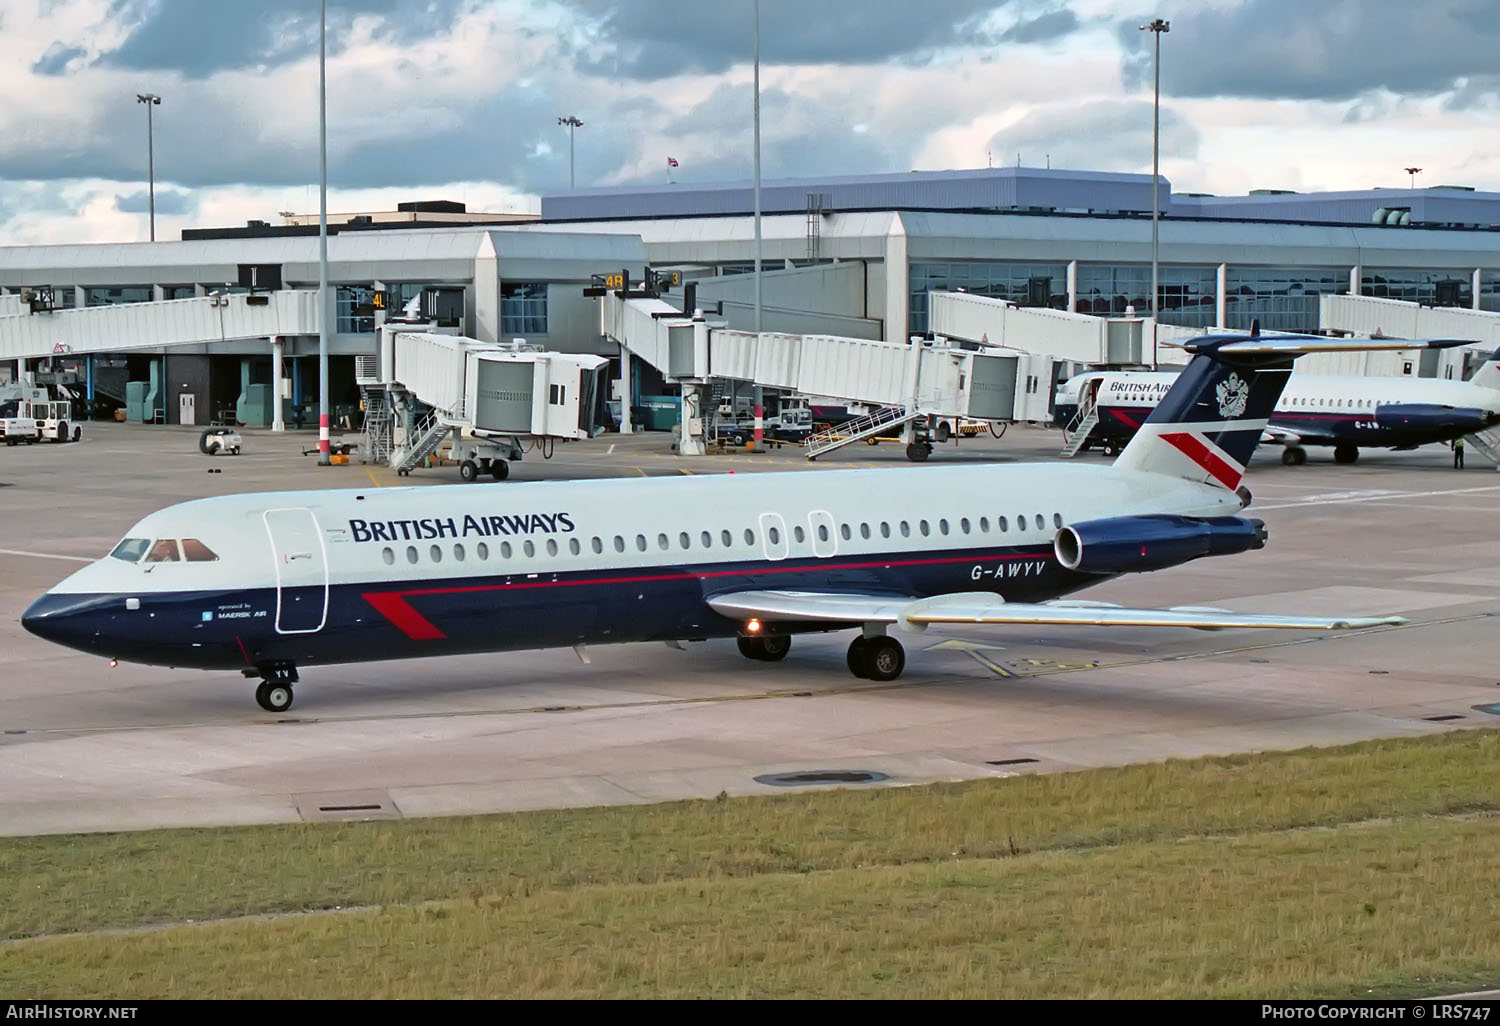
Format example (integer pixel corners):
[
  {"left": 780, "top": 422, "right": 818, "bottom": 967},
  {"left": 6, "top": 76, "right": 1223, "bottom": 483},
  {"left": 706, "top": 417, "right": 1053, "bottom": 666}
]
[
  {"left": 846, "top": 634, "right": 905, "bottom": 682},
  {"left": 248, "top": 664, "right": 298, "bottom": 713},
  {"left": 1281, "top": 445, "right": 1308, "bottom": 466},
  {"left": 737, "top": 635, "right": 791, "bottom": 661},
  {"left": 1333, "top": 443, "right": 1359, "bottom": 465},
  {"left": 731, "top": 629, "right": 908, "bottom": 681}
]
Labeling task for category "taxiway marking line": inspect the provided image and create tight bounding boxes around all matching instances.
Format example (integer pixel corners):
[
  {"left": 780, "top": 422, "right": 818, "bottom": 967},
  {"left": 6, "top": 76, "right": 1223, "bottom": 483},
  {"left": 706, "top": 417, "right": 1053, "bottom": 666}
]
[
  {"left": 1253, "top": 484, "right": 1500, "bottom": 511},
  {"left": 364, "top": 468, "right": 383, "bottom": 488},
  {"left": 0, "top": 547, "right": 92, "bottom": 563}
]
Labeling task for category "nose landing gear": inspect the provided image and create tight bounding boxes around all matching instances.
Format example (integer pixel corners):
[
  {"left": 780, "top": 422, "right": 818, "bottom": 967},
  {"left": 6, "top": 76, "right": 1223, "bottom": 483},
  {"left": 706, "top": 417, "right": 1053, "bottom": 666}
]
[{"left": 248, "top": 664, "right": 298, "bottom": 712}]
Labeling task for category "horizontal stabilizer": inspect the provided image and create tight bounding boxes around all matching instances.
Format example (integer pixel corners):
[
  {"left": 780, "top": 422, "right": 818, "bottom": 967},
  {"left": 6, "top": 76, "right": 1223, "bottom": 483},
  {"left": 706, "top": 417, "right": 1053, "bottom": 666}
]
[
  {"left": 1169, "top": 335, "right": 1475, "bottom": 359},
  {"left": 708, "top": 590, "right": 1406, "bottom": 634}
]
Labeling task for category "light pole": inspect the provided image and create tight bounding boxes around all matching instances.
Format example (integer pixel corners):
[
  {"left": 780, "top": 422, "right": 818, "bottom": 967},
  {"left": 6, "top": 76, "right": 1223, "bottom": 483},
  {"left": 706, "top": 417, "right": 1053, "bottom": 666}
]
[
  {"left": 1405, "top": 166, "right": 1422, "bottom": 188},
  {"left": 1139, "top": 18, "right": 1168, "bottom": 366},
  {"left": 317, "top": 0, "right": 330, "bottom": 466},
  {"left": 557, "top": 116, "right": 583, "bottom": 189},
  {"left": 751, "top": 0, "right": 763, "bottom": 449},
  {"left": 135, "top": 93, "right": 161, "bottom": 241}
]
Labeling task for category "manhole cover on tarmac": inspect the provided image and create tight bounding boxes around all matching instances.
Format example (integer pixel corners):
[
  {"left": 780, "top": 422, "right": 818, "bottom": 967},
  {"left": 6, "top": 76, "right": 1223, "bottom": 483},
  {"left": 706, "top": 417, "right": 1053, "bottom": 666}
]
[{"left": 754, "top": 770, "right": 890, "bottom": 787}]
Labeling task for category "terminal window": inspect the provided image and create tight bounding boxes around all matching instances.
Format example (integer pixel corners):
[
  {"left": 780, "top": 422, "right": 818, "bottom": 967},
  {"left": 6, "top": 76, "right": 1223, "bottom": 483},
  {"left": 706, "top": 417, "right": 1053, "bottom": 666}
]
[{"left": 501, "top": 282, "right": 548, "bottom": 335}]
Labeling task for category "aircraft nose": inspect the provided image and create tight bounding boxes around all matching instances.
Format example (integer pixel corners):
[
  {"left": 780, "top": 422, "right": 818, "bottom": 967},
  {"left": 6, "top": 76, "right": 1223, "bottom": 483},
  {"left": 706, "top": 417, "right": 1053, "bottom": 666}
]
[{"left": 21, "top": 592, "right": 102, "bottom": 653}]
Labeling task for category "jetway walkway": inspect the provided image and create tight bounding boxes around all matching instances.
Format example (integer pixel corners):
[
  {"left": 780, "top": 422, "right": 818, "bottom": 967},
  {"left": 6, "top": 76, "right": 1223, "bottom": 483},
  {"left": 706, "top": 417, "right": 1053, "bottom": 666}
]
[
  {"left": 360, "top": 324, "right": 610, "bottom": 479},
  {"left": 599, "top": 288, "right": 1038, "bottom": 460},
  {"left": 0, "top": 290, "right": 322, "bottom": 361},
  {"left": 927, "top": 290, "right": 1199, "bottom": 368}
]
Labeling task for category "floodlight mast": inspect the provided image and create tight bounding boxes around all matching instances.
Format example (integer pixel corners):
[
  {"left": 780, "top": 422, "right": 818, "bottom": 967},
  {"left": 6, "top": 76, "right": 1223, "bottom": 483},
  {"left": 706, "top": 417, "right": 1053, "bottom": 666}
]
[{"left": 1139, "top": 18, "right": 1169, "bottom": 366}]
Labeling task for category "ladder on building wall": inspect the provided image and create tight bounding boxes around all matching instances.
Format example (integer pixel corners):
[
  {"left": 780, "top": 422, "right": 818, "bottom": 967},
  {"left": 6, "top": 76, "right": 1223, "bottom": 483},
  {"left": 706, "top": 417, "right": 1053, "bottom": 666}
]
[
  {"left": 1464, "top": 426, "right": 1500, "bottom": 470},
  {"left": 805, "top": 405, "right": 919, "bottom": 460}
]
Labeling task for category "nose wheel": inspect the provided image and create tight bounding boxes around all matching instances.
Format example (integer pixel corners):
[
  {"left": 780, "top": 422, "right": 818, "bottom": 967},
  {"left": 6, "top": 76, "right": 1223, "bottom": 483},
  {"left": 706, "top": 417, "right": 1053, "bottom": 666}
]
[
  {"left": 255, "top": 681, "right": 294, "bottom": 713},
  {"left": 251, "top": 665, "right": 298, "bottom": 712}
]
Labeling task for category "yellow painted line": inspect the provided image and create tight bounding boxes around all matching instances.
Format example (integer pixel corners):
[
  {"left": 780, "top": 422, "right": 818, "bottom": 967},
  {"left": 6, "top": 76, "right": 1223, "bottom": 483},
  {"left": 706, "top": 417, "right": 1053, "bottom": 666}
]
[
  {"left": 633, "top": 467, "right": 648, "bottom": 477},
  {"left": 363, "top": 468, "right": 383, "bottom": 488},
  {"left": 678, "top": 468, "right": 694, "bottom": 475}
]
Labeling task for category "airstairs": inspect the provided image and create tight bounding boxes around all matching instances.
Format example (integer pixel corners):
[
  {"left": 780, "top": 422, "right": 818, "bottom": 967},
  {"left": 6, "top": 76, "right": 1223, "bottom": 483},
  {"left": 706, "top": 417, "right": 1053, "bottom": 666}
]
[
  {"left": 805, "top": 406, "right": 921, "bottom": 460},
  {"left": 1059, "top": 400, "right": 1100, "bottom": 458},
  {"left": 1464, "top": 426, "right": 1500, "bottom": 470},
  {"left": 361, "top": 387, "right": 394, "bottom": 466},
  {"left": 393, "top": 409, "right": 453, "bottom": 475}
]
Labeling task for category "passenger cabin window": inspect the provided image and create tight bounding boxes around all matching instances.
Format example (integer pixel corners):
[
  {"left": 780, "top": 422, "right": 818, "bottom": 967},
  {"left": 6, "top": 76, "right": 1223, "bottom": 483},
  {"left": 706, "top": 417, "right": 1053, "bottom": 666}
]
[
  {"left": 145, "top": 539, "right": 180, "bottom": 563},
  {"left": 179, "top": 539, "right": 220, "bottom": 562},
  {"left": 110, "top": 538, "right": 151, "bottom": 562}
]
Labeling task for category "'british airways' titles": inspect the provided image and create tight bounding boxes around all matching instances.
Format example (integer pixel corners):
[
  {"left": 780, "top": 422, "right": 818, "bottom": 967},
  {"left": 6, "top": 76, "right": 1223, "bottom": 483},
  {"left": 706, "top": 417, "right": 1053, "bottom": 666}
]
[{"left": 349, "top": 512, "right": 575, "bottom": 543}]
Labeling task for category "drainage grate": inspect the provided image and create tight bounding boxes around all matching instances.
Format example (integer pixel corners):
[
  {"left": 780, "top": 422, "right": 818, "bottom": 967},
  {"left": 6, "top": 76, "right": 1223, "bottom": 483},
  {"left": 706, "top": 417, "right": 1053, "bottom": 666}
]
[
  {"left": 318, "top": 804, "right": 383, "bottom": 813},
  {"left": 754, "top": 770, "right": 889, "bottom": 787},
  {"left": 986, "top": 757, "right": 1040, "bottom": 767},
  {"left": 1423, "top": 714, "right": 1465, "bottom": 722},
  {"left": 1369, "top": 670, "right": 1390, "bottom": 675}
]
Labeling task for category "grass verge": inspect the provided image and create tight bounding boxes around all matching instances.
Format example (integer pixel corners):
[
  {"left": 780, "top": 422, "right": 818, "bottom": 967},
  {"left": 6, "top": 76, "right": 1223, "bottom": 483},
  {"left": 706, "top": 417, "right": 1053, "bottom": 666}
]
[{"left": 1, "top": 729, "right": 1497, "bottom": 997}]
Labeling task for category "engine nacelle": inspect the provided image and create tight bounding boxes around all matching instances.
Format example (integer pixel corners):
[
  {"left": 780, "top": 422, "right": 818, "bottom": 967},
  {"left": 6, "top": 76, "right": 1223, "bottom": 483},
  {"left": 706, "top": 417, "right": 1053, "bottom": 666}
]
[
  {"left": 1374, "top": 403, "right": 1494, "bottom": 435},
  {"left": 1054, "top": 514, "right": 1267, "bottom": 575}
]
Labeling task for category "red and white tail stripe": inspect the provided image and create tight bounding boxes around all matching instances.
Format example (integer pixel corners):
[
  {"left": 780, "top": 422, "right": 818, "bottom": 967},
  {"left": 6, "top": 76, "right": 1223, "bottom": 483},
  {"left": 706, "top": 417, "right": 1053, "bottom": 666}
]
[{"left": 1116, "top": 420, "right": 1257, "bottom": 491}]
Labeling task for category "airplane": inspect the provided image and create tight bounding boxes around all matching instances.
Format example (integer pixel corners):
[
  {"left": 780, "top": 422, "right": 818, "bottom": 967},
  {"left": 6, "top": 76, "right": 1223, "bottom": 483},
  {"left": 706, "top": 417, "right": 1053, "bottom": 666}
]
[
  {"left": 1055, "top": 348, "right": 1500, "bottom": 465},
  {"left": 21, "top": 329, "right": 1460, "bottom": 714}
]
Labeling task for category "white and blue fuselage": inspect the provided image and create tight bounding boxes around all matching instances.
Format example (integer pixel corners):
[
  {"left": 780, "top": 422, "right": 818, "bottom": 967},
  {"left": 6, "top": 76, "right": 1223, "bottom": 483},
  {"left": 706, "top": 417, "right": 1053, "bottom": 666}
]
[{"left": 23, "top": 464, "right": 1236, "bottom": 673}]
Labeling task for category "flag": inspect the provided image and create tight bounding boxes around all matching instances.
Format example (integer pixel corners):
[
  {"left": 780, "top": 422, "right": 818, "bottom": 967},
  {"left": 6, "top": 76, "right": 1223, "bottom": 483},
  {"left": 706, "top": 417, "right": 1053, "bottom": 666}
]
[{"left": 667, "top": 156, "right": 679, "bottom": 167}]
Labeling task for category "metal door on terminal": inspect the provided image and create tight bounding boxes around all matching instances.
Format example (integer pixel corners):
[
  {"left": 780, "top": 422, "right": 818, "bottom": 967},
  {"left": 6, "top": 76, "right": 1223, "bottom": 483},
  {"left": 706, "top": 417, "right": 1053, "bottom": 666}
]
[{"left": 263, "top": 508, "right": 329, "bottom": 634}]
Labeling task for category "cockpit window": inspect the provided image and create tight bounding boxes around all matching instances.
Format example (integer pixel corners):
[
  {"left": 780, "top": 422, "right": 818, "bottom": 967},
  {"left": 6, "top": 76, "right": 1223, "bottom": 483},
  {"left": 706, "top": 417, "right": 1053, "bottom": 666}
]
[
  {"left": 110, "top": 538, "right": 151, "bottom": 562},
  {"left": 180, "top": 539, "right": 219, "bottom": 562},
  {"left": 144, "top": 539, "right": 181, "bottom": 563}
]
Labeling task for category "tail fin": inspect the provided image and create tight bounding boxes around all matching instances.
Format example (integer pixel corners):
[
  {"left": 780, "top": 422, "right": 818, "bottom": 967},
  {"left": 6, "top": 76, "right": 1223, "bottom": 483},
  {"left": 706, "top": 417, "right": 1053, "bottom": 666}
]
[
  {"left": 1469, "top": 347, "right": 1500, "bottom": 390},
  {"left": 1113, "top": 325, "right": 1472, "bottom": 492}
]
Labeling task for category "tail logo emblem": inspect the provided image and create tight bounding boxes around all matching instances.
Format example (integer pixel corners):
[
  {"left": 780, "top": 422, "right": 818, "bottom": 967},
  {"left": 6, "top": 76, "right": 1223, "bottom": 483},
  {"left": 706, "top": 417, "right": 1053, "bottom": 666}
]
[{"left": 1216, "top": 373, "right": 1249, "bottom": 418}]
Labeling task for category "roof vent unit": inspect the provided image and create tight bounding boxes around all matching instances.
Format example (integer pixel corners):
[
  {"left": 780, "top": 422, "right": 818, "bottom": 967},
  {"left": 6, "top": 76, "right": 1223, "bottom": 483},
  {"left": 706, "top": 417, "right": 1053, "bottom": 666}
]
[
  {"left": 1371, "top": 207, "right": 1389, "bottom": 224},
  {"left": 1249, "top": 189, "right": 1297, "bottom": 195},
  {"left": 347, "top": 215, "right": 374, "bottom": 226},
  {"left": 245, "top": 219, "right": 269, "bottom": 229}
]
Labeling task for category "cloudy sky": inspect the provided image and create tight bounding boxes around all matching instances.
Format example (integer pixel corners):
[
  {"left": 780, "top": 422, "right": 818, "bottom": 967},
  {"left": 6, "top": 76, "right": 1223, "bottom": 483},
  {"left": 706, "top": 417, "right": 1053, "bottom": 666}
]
[{"left": 2, "top": 0, "right": 1496, "bottom": 245}]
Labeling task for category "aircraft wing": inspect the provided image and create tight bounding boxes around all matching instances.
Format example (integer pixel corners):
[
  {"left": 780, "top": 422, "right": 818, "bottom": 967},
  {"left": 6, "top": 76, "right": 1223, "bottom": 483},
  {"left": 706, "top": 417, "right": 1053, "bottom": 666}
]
[{"left": 707, "top": 590, "right": 1405, "bottom": 633}]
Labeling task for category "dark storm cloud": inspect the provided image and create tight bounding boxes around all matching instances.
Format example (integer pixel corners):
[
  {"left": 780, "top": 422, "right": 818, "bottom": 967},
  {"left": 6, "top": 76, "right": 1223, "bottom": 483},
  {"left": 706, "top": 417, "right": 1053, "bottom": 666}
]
[
  {"left": 998, "top": 8, "right": 1079, "bottom": 44},
  {"left": 114, "top": 188, "right": 194, "bottom": 215},
  {"left": 986, "top": 99, "right": 1199, "bottom": 172},
  {"left": 97, "top": 0, "right": 467, "bottom": 79},
  {"left": 1116, "top": 1, "right": 1500, "bottom": 102},
  {"left": 32, "top": 43, "right": 87, "bottom": 75},
  {"left": 565, "top": 0, "right": 1009, "bottom": 80}
]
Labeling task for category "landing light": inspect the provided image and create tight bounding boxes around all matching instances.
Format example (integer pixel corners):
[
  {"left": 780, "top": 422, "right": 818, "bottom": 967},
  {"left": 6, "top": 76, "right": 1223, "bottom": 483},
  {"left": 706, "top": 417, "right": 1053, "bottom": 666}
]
[
  {"left": 746, "top": 618, "right": 763, "bottom": 634},
  {"left": 109, "top": 658, "right": 118, "bottom": 668}
]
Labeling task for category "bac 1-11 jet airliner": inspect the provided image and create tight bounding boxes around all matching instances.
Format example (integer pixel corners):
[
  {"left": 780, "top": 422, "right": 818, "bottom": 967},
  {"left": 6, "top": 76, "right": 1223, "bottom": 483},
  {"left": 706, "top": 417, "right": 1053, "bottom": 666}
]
[{"left": 22, "top": 328, "right": 1465, "bottom": 712}]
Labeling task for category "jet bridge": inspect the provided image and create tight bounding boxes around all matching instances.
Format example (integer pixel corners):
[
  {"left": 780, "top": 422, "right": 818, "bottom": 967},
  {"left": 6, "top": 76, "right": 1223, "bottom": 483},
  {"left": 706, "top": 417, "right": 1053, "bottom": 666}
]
[
  {"left": 596, "top": 277, "right": 1041, "bottom": 461},
  {"left": 0, "top": 289, "right": 321, "bottom": 362},
  {"left": 359, "top": 322, "right": 610, "bottom": 480}
]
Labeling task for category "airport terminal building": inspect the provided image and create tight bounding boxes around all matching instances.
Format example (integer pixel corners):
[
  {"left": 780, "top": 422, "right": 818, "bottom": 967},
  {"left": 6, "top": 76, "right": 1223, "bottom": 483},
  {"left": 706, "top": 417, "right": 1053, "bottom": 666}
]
[{"left": 3, "top": 167, "right": 1499, "bottom": 425}]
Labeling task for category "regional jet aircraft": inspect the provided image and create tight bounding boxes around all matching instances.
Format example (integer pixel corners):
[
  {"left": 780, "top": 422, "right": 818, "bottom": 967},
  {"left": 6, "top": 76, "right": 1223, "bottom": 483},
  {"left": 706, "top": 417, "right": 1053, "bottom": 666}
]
[
  {"left": 24, "top": 330, "right": 1461, "bottom": 712},
  {"left": 1055, "top": 349, "right": 1500, "bottom": 465}
]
